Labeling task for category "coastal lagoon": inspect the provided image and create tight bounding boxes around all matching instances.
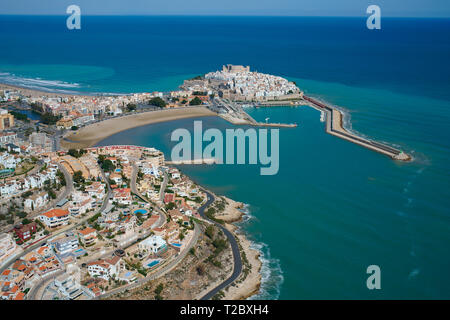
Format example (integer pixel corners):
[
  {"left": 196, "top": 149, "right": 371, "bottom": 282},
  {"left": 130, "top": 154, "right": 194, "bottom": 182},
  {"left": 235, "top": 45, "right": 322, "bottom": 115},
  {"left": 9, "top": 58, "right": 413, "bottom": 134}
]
[{"left": 2, "top": 16, "right": 450, "bottom": 299}]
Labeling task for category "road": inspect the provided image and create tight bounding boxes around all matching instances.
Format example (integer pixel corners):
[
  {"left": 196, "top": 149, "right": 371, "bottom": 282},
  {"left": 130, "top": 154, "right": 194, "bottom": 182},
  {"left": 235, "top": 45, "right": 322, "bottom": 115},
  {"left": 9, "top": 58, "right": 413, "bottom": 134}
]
[
  {"left": 130, "top": 163, "right": 165, "bottom": 227},
  {"left": 198, "top": 190, "right": 243, "bottom": 300},
  {"left": 99, "top": 166, "right": 112, "bottom": 212},
  {"left": 0, "top": 164, "right": 112, "bottom": 296},
  {"left": 94, "top": 164, "right": 204, "bottom": 299},
  {"left": 55, "top": 163, "right": 73, "bottom": 204},
  {"left": 97, "top": 222, "right": 201, "bottom": 299},
  {"left": 159, "top": 169, "right": 169, "bottom": 203},
  {"left": 27, "top": 270, "right": 64, "bottom": 300}
]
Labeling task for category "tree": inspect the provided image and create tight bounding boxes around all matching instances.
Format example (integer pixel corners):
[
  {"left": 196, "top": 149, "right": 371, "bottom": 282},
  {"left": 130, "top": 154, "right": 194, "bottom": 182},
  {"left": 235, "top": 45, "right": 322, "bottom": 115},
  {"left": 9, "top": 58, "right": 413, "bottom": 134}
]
[
  {"left": 24, "top": 127, "right": 34, "bottom": 137},
  {"left": 189, "top": 97, "right": 202, "bottom": 106},
  {"left": 154, "top": 284, "right": 164, "bottom": 300},
  {"left": 56, "top": 170, "right": 66, "bottom": 186},
  {"left": 40, "top": 112, "right": 61, "bottom": 125},
  {"left": 165, "top": 202, "right": 176, "bottom": 210},
  {"left": 101, "top": 159, "right": 115, "bottom": 172},
  {"left": 68, "top": 149, "right": 85, "bottom": 158},
  {"left": 126, "top": 103, "right": 137, "bottom": 112},
  {"left": 148, "top": 97, "right": 166, "bottom": 108},
  {"left": 48, "top": 190, "right": 56, "bottom": 199},
  {"left": 73, "top": 170, "right": 85, "bottom": 184},
  {"left": 16, "top": 212, "right": 27, "bottom": 219}
]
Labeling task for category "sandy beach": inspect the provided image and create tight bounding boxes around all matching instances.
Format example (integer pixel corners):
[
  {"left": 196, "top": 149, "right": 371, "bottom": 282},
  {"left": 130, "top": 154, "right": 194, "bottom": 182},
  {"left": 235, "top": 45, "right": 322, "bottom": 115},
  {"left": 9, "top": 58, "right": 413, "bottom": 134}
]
[{"left": 60, "top": 107, "right": 216, "bottom": 149}]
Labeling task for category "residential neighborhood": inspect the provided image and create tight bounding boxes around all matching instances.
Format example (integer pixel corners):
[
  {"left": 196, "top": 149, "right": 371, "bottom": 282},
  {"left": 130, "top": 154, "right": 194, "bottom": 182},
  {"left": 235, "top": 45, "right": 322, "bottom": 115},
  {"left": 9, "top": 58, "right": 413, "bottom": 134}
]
[{"left": 0, "top": 144, "right": 207, "bottom": 300}]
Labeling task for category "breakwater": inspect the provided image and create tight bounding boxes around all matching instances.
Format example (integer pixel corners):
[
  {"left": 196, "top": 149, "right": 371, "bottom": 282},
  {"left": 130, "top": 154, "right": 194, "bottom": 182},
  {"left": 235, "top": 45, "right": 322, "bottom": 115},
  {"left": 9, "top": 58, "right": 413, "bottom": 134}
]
[{"left": 303, "top": 95, "right": 411, "bottom": 161}]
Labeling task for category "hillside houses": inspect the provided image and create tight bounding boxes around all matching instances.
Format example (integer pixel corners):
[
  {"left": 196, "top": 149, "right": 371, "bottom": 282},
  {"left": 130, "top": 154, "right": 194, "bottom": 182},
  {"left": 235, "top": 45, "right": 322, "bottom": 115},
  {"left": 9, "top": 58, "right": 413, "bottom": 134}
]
[{"left": 0, "top": 162, "right": 58, "bottom": 198}]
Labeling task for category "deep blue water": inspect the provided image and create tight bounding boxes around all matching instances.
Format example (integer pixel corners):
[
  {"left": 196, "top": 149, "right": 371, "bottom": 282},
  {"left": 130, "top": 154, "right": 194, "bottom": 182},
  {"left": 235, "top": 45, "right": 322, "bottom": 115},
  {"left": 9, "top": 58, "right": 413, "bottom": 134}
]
[
  {"left": 0, "top": 16, "right": 449, "bottom": 100},
  {"left": 1, "top": 15, "right": 450, "bottom": 299}
]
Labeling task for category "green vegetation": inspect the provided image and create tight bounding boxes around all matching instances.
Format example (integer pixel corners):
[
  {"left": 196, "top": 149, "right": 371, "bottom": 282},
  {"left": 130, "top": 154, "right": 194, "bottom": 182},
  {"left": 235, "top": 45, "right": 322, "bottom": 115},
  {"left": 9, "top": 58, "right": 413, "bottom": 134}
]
[
  {"left": 154, "top": 284, "right": 164, "bottom": 300},
  {"left": 24, "top": 127, "right": 34, "bottom": 137},
  {"left": 21, "top": 190, "right": 33, "bottom": 198},
  {"left": 189, "top": 97, "right": 203, "bottom": 106},
  {"left": 205, "top": 207, "right": 224, "bottom": 224},
  {"left": 30, "top": 102, "right": 43, "bottom": 113},
  {"left": 148, "top": 97, "right": 166, "bottom": 108},
  {"left": 204, "top": 225, "right": 229, "bottom": 268},
  {"left": 165, "top": 202, "right": 176, "bottom": 210},
  {"left": 205, "top": 225, "right": 215, "bottom": 239},
  {"left": 98, "top": 156, "right": 115, "bottom": 172},
  {"left": 126, "top": 103, "right": 137, "bottom": 112},
  {"left": 56, "top": 170, "right": 66, "bottom": 186},
  {"left": 212, "top": 290, "right": 225, "bottom": 300},
  {"left": 68, "top": 148, "right": 86, "bottom": 158},
  {"left": 40, "top": 112, "right": 61, "bottom": 125},
  {"left": 73, "top": 170, "right": 85, "bottom": 184},
  {"left": 10, "top": 111, "right": 30, "bottom": 123}
]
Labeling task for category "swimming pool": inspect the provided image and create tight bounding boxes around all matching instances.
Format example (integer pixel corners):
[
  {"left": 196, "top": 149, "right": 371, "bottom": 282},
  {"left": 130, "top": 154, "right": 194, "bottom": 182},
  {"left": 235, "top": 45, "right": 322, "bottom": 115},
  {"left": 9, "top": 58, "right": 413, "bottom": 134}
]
[
  {"left": 115, "top": 168, "right": 121, "bottom": 173},
  {"left": 171, "top": 243, "right": 181, "bottom": 247},
  {"left": 73, "top": 248, "right": 86, "bottom": 256},
  {"left": 134, "top": 209, "right": 149, "bottom": 215},
  {"left": 146, "top": 260, "right": 160, "bottom": 268}
]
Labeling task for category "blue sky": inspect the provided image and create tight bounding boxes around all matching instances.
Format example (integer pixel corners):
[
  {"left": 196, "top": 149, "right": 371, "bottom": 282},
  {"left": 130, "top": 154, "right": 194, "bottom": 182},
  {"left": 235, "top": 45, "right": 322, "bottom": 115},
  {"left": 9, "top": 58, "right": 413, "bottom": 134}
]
[{"left": 0, "top": 0, "right": 449, "bottom": 17}]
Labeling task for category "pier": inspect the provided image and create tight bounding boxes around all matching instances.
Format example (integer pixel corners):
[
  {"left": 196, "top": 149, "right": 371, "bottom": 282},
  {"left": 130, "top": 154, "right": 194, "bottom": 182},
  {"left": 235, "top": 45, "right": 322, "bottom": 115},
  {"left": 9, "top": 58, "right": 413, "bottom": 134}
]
[
  {"left": 303, "top": 95, "right": 411, "bottom": 161},
  {"left": 212, "top": 97, "right": 297, "bottom": 128}
]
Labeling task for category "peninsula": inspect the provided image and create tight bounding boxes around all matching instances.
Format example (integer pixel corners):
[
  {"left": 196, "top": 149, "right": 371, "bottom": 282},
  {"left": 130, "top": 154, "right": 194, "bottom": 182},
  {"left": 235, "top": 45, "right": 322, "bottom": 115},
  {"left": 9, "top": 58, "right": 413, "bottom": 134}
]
[
  {"left": 0, "top": 64, "right": 413, "bottom": 301},
  {"left": 0, "top": 65, "right": 411, "bottom": 161}
]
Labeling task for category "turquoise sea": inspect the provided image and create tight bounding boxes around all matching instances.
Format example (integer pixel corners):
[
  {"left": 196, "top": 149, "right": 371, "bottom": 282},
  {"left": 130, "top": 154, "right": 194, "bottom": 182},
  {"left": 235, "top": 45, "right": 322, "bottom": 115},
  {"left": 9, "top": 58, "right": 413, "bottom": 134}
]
[{"left": 1, "top": 16, "right": 450, "bottom": 299}]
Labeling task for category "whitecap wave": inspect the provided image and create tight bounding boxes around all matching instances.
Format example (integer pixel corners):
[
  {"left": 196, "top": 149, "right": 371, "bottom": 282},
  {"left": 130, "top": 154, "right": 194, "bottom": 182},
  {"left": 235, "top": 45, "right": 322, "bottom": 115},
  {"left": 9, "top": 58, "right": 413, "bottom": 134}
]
[
  {"left": 0, "top": 71, "right": 82, "bottom": 94},
  {"left": 238, "top": 203, "right": 255, "bottom": 223},
  {"left": 408, "top": 268, "right": 420, "bottom": 279},
  {"left": 0, "top": 71, "right": 127, "bottom": 96},
  {"left": 247, "top": 241, "right": 284, "bottom": 300},
  {"left": 234, "top": 204, "right": 284, "bottom": 300}
]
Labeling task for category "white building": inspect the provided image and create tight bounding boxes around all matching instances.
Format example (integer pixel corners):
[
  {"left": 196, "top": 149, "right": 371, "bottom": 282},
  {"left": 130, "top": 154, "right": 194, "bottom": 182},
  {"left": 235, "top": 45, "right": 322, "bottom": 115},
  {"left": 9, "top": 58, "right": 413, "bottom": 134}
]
[
  {"left": 52, "top": 236, "right": 78, "bottom": 255},
  {"left": 54, "top": 272, "right": 83, "bottom": 300},
  {"left": 24, "top": 192, "right": 49, "bottom": 211},
  {"left": 0, "top": 233, "right": 18, "bottom": 265},
  {"left": 38, "top": 209, "right": 70, "bottom": 229},
  {"left": 87, "top": 256, "right": 122, "bottom": 280},
  {"left": 138, "top": 235, "right": 167, "bottom": 254}
]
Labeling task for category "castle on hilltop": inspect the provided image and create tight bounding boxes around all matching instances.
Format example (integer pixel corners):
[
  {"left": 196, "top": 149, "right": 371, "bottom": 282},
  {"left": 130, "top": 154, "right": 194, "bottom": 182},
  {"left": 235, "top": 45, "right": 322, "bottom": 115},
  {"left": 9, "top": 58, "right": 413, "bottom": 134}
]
[{"left": 222, "top": 64, "right": 250, "bottom": 73}]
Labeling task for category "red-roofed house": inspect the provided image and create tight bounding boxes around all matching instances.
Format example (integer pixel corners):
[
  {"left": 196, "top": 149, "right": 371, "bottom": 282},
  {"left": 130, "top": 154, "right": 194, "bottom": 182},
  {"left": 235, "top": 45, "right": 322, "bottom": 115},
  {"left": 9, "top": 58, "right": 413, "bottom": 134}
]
[
  {"left": 87, "top": 256, "right": 121, "bottom": 280},
  {"left": 77, "top": 227, "right": 97, "bottom": 246},
  {"left": 112, "top": 188, "right": 132, "bottom": 205},
  {"left": 164, "top": 193, "right": 175, "bottom": 204},
  {"left": 38, "top": 209, "right": 69, "bottom": 228},
  {"left": 13, "top": 222, "right": 37, "bottom": 242}
]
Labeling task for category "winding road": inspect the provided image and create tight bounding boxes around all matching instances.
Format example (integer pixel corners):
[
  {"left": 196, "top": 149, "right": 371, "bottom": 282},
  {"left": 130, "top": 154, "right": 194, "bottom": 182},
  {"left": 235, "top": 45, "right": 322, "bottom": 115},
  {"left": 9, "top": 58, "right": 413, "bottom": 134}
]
[{"left": 198, "top": 190, "right": 243, "bottom": 300}]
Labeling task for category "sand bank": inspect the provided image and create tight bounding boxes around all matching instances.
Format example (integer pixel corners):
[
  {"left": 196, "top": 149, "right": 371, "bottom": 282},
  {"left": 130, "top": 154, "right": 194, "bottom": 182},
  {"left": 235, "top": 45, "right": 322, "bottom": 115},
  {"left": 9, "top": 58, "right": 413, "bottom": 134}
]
[{"left": 60, "top": 107, "right": 216, "bottom": 149}]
